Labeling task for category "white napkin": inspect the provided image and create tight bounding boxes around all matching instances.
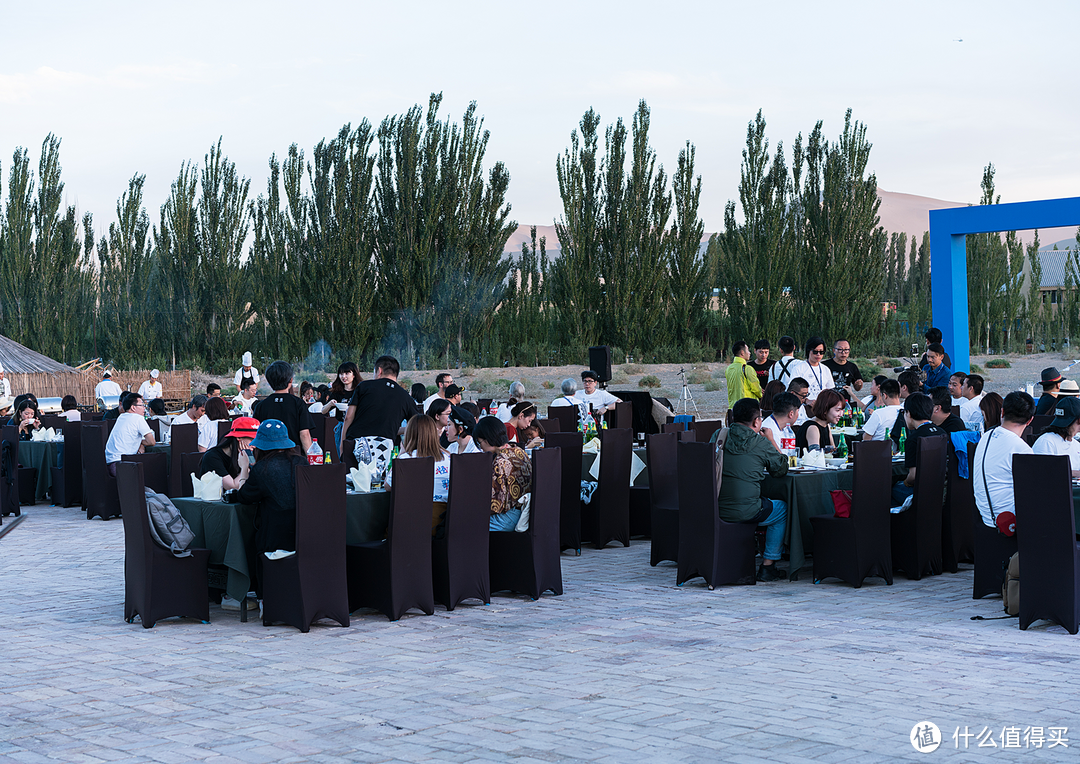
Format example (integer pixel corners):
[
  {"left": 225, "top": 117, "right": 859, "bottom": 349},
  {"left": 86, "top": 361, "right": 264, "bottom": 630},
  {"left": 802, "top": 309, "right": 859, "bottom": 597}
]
[
  {"left": 800, "top": 449, "right": 827, "bottom": 469},
  {"left": 265, "top": 549, "right": 296, "bottom": 560},
  {"left": 47, "top": 428, "right": 62, "bottom": 442},
  {"left": 348, "top": 463, "right": 372, "bottom": 493},
  {"left": 191, "top": 472, "right": 224, "bottom": 501},
  {"left": 630, "top": 451, "right": 646, "bottom": 486},
  {"left": 833, "top": 426, "right": 859, "bottom": 437},
  {"left": 30, "top": 427, "right": 47, "bottom": 442},
  {"left": 583, "top": 438, "right": 602, "bottom": 480}
]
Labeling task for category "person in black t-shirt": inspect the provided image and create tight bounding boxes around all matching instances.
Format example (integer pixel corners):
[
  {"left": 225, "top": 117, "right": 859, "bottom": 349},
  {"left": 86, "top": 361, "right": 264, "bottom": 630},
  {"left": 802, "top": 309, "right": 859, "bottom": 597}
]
[
  {"left": 822, "top": 338, "right": 863, "bottom": 398},
  {"left": 928, "top": 386, "right": 967, "bottom": 434},
  {"left": 1034, "top": 366, "right": 1064, "bottom": 416},
  {"left": 746, "top": 339, "right": 775, "bottom": 388},
  {"left": 892, "top": 392, "right": 943, "bottom": 505},
  {"left": 343, "top": 355, "right": 418, "bottom": 443},
  {"left": 251, "top": 360, "right": 314, "bottom": 454},
  {"left": 197, "top": 416, "right": 259, "bottom": 489}
]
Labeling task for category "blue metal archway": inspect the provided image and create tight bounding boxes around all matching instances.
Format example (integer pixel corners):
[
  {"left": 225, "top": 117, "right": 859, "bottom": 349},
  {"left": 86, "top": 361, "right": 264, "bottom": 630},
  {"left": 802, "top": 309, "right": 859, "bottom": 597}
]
[{"left": 929, "top": 196, "right": 1080, "bottom": 373}]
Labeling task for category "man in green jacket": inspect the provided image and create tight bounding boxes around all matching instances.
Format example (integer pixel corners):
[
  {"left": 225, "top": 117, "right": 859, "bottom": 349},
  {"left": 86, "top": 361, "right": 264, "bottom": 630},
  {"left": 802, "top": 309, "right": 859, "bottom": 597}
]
[
  {"left": 717, "top": 398, "right": 790, "bottom": 581},
  {"left": 725, "top": 341, "right": 762, "bottom": 409}
]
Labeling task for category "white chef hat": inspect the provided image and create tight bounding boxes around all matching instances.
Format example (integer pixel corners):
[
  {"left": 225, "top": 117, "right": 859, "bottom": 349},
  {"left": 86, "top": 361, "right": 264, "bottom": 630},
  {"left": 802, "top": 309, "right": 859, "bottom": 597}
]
[
  {"left": 242, "top": 351, "right": 252, "bottom": 366},
  {"left": 0, "top": 362, "right": 5, "bottom": 373},
  {"left": 151, "top": 369, "right": 160, "bottom": 378}
]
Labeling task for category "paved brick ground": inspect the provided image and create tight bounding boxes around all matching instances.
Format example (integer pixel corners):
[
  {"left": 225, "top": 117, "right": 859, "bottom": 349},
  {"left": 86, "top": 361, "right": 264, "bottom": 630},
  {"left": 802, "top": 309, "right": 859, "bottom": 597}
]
[{"left": 1, "top": 504, "right": 1076, "bottom": 763}]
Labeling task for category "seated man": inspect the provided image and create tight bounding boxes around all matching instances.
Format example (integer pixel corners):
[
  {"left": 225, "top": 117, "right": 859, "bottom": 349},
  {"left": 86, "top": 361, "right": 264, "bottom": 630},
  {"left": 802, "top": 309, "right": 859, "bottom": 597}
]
[
  {"left": 717, "top": 398, "right": 790, "bottom": 581},
  {"left": 232, "top": 378, "right": 258, "bottom": 416},
  {"left": 786, "top": 377, "right": 811, "bottom": 426},
  {"left": 891, "top": 392, "right": 944, "bottom": 506},
  {"left": 972, "top": 391, "right": 1034, "bottom": 528},
  {"left": 575, "top": 370, "right": 619, "bottom": 415},
  {"left": 889, "top": 370, "right": 922, "bottom": 446},
  {"left": 206, "top": 383, "right": 222, "bottom": 398},
  {"left": 760, "top": 392, "right": 800, "bottom": 453},
  {"left": 948, "top": 371, "right": 967, "bottom": 410},
  {"left": 1034, "top": 367, "right": 1064, "bottom": 416},
  {"left": 929, "top": 386, "right": 967, "bottom": 433},
  {"left": 104, "top": 394, "right": 155, "bottom": 475},
  {"left": 861, "top": 379, "right": 903, "bottom": 441},
  {"left": 168, "top": 394, "right": 214, "bottom": 452},
  {"left": 958, "top": 373, "right": 986, "bottom": 432}
]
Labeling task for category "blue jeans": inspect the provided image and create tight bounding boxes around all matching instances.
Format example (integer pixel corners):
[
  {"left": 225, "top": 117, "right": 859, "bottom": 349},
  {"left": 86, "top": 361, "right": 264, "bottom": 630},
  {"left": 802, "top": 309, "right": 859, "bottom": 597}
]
[
  {"left": 334, "top": 421, "right": 344, "bottom": 459},
  {"left": 749, "top": 498, "right": 788, "bottom": 561},
  {"left": 892, "top": 482, "right": 913, "bottom": 506},
  {"left": 489, "top": 508, "right": 522, "bottom": 532}
]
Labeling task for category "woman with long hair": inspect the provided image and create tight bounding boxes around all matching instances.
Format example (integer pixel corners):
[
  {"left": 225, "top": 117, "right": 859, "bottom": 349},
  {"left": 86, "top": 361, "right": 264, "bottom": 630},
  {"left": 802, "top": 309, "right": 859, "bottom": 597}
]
[
  {"left": 980, "top": 392, "right": 1004, "bottom": 430},
  {"left": 796, "top": 388, "right": 844, "bottom": 452},
  {"left": 474, "top": 415, "right": 533, "bottom": 531},
  {"left": 386, "top": 414, "right": 451, "bottom": 535},
  {"left": 328, "top": 362, "right": 361, "bottom": 457},
  {"left": 204, "top": 395, "right": 231, "bottom": 449},
  {"left": 760, "top": 380, "right": 785, "bottom": 414}
]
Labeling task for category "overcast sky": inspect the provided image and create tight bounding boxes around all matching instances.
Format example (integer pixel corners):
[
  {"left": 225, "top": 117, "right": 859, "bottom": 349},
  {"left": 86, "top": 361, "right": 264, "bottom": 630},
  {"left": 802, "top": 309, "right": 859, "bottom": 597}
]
[{"left": 2, "top": 1, "right": 1077, "bottom": 237}]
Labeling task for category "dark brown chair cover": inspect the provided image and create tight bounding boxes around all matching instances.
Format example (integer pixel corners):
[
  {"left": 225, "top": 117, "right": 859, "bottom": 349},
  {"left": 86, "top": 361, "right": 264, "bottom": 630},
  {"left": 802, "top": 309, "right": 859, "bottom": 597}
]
[
  {"left": 1014, "top": 453, "right": 1080, "bottom": 633},
  {"left": 547, "top": 431, "right": 584, "bottom": 555},
  {"left": 82, "top": 423, "right": 120, "bottom": 521},
  {"left": 122, "top": 452, "right": 168, "bottom": 495},
  {"left": 890, "top": 434, "right": 947, "bottom": 580},
  {"left": 167, "top": 423, "right": 199, "bottom": 497},
  {"left": 1, "top": 426, "right": 21, "bottom": 518},
  {"left": 968, "top": 441, "right": 1017, "bottom": 598},
  {"left": 662, "top": 422, "right": 685, "bottom": 434},
  {"left": 216, "top": 419, "right": 231, "bottom": 446},
  {"left": 477, "top": 398, "right": 493, "bottom": 415},
  {"left": 39, "top": 414, "right": 64, "bottom": 431},
  {"left": 679, "top": 429, "right": 697, "bottom": 442},
  {"left": 17, "top": 466, "right": 36, "bottom": 505},
  {"left": 308, "top": 412, "right": 327, "bottom": 452},
  {"left": 1030, "top": 414, "right": 1054, "bottom": 437},
  {"left": 691, "top": 419, "right": 724, "bottom": 445},
  {"left": 117, "top": 461, "right": 210, "bottom": 628},
  {"left": 432, "top": 451, "right": 494, "bottom": 610},
  {"left": 647, "top": 432, "right": 679, "bottom": 566},
  {"left": 262, "top": 463, "right": 350, "bottom": 631},
  {"left": 941, "top": 437, "right": 975, "bottom": 573},
  {"left": 535, "top": 417, "right": 559, "bottom": 433},
  {"left": 489, "top": 446, "right": 563, "bottom": 599},
  {"left": 147, "top": 418, "right": 161, "bottom": 441},
  {"left": 581, "top": 427, "right": 631, "bottom": 549},
  {"left": 608, "top": 400, "right": 633, "bottom": 431},
  {"left": 810, "top": 440, "right": 893, "bottom": 587},
  {"left": 547, "top": 405, "right": 579, "bottom": 434},
  {"left": 630, "top": 485, "right": 650, "bottom": 537},
  {"left": 342, "top": 438, "right": 358, "bottom": 470},
  {"left": 346, "top": 456, "right": 435, "bottom": 620},
  {"left": 180, "top": 452, "right": 202, "bottom": 497},
  {"left": 676, "top": 440, "right": 757, "bottom": 588},
  {"left": 321, "top": 414, "right": 339, "bottom": 460}
]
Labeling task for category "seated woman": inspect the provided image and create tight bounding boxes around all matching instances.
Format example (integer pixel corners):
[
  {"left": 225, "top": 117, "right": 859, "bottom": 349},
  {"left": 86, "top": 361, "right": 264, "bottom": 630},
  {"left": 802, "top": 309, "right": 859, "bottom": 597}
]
[
  {"left": 197, "top": 416, "right": 259, "bottom": 490},
  {"left": 227, "top": 419, "right": 305, "bottom": 554},
  {"left": 386, "top": 415, "right": 451, "bottom": 535},
  {"left": 427, "top": 398, "right": 452, "bottom": 438},
  {"left": 504, "top": 401, "right": 536, "bottom": 443},
  {"left": 446, "top": 406, "right": 481, "bottom": 454},
  {"left": 204, "top": 395, "right": 232, "bottom": 450},
  {"left": 61, "top": 395, "right": 81, "bottom": 422},
  {"left": 980, "top": 392, "right": 1004, "bottom": 430},
  {"left": 795, "top": 388, "right": 844, "bottom": 452},
  {"left": 9, "top": 400, "right": 42, "bottom": 440},
  {"left": 474, "top": 416, "right": 533, "bottom": 531},
  {"left": 516, "top": 419, "right": 545, "bottom": 449},
  {"left": 760, "top": 380, "right": 785, "bottom": 416},
  {"left": 1033, "top": 397, "right": 1080, "bottom": 476}
]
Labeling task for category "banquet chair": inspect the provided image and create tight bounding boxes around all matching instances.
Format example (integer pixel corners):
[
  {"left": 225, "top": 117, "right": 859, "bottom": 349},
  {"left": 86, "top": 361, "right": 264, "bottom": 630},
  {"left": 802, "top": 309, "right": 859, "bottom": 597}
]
[
  {"left": 489, "top": 446, "right": 563, "bottom": 599},
  {"left": 432, "top": 451, "right": 494, "bottom": 610},
  {"left": 180, "top": 452, "right": 202, "bottom": 497},
  {"left": 941, "top": 438, "right": 975, "bottom": 573},
  {"left": 39, "top": 414, "right": 65, "bottom": 431},
  {"left": 630, "top": 485, "right": 651, "bottom": 537},
  {"left": 1, "top": 426, "right": 21, "bottom": 518},
  {"left": 82, "top": 424, "right": 121, "bottom": 521},
  {"left": 691, "top": 419, "right": 724, "bottom": 445},
  {"left": 147, "top": 418, "right": 161, "bottom": 442},
  {"left": 968, "top": 442, "right": 1017, "bottom": 598},
  {"left": 535, "top": 417, "right": 559, "bottom": 433},
  {"left": 547, "top": 405, "right": 579, "bottom": 435},
  {"left": 676, "top": 440, "right": 757, "bottom": 588},
  {"left": 346, "top": 456, "right": 435, "bottom": 620},
  {"left": 890, "top": 435, "right": 947, "bottom": 580},
  {"left": 262, "top": 463, "right": 350, "bottom": 632},
  {"left": 1030, "top": 414, "right": 1053, "bottom": 438},
  {"left": 216, "top": 420, "right": 231, "bottom": 448},
  {"left": 662, "top": 422, "right": 685, "bottom": 434},
  {"left": 477, "top": 398, "right": 493, "bottom": 415},
  {"left": 547, "top": 432, "right": 584, "bottom": 555},
  {"left": 810, "top": 440, "right": 893, "bottom": 587},
  {"left": 122, "top": 452, "right": 168, "bottom": 495},
  {"left": 1014, "top": 453, "right": 1080, "bottom": 634},
  {"left": 678, "top": 429, "right": 697, "bottom": 442},
  {"left": 647, "top": 432, "right": 680, "bottom": 566},
  {"left": 581, "top": 427, "right": 631, "bottom": 549},
  {"left": 608, "top": 400, "right": 633, "bottom": 431},
  {"left": 117, "top": 460, "right": 210, "bottom": 628},
  {"left": 167, "top": 423, "right": 199, "bottom": 497}
]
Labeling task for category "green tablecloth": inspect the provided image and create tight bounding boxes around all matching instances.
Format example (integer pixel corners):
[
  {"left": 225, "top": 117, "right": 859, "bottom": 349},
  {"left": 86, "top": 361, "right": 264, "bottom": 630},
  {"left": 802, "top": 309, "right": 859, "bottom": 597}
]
[
  {"left": 18, "top": 441, "right": 63, "bottom": 502},
  {"left": 173, "top": 490, "right": 391, "bottom": 604}
]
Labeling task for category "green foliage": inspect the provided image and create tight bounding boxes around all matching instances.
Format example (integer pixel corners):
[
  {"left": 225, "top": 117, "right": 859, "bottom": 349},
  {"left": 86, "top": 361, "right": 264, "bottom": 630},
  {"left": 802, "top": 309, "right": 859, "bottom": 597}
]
[
  {"left": 638, "top": 374, "right": 661, "bottom": 388},
  {"left": 542, "top": 380, "right": 554, "bottom": 389},
  {"left": 970, "top": 364, "right": 984, "bottom": 374},
  {"left": 985, "top": 358, "right": 1011, "bottom": 368},
  {"left": 619, "top": 363, "right": 644, "bottom": 375},
  {"left": 703, "top": 380, "right": 721, "bottom": 392},
  {"left": 685, "top": 369, "right": 711, "bottom": 385}
]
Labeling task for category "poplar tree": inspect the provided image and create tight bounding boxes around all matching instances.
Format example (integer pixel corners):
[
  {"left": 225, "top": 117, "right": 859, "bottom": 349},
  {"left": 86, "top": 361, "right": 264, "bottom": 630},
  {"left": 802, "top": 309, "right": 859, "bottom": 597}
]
[{"left": 666, "top": 141, "right": 707, "bottom": 348}]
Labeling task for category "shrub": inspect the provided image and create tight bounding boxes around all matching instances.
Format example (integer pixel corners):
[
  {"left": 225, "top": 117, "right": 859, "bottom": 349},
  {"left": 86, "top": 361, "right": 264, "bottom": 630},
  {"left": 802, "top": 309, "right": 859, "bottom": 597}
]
[
  {"left": 620, "top": 363, "right": 644, "bottom": 375},
  {"left": 608, "top": 372, "right": 629, "bottom": 385},
  {"left": 542, "top": 380, "right": 554, "bottom": 389},
  {"left": 398, "top": 376, "right": 412, "bottom": 390},
  {"left": 985, "top": 358, "right": 1011, "bottom": 369},
  {"left": 638, "top": 375, "right": 661, "bottom": 388},
  {"left": 969, "top": 364, "right": 984, "bottom": 374},
  {"left": 703, "top": 380, "right": 720, "bottom": 392},
  {"left": 857, "top": 360, "right": 882, "bottom": 377},
  {"left": 426, "top": 385, "right": 438, "bottom": 396},
  {"left": 686, "top": 369, "right": 711, "bottom": 385}
]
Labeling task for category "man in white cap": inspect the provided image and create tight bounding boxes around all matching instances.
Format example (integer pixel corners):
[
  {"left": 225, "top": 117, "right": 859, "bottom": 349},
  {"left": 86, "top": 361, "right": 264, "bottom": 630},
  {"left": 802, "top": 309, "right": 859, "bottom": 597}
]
[
  {"left": 234, "top": 352, "right": 260, "bottom": 388},
  {"left": 138, "top": 369, "right": 163, "bottom": 402},
  {"left": 94, "top": 370, "right": 122, "bottom": 401}
]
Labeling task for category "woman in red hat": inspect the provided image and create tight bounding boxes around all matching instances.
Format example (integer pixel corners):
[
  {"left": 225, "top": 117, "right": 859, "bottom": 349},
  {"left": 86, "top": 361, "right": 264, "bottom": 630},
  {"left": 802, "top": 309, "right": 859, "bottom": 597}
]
[{"left": 196, "top": 416, "right": 259, "bottom": 490}]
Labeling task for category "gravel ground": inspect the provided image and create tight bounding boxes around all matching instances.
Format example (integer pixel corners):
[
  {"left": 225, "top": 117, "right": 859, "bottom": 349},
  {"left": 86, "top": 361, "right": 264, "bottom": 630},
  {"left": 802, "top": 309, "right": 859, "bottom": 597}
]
[{"left": 193, "top": 351, "right": 1075, "bottom": 421}]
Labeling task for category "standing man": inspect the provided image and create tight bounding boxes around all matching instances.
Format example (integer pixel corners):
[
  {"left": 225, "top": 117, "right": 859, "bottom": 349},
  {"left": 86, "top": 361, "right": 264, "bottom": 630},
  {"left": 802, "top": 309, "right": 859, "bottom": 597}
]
[
  {"left": 918, "top": 327, "right": 952, "bottom": 370},
  {"left": 921, "top": 343, "right": 952, "bottom": 389},
  {"left": 423, "top": 372, "right": 455, "bottom": 413},
  {"left": 0, "top": 362, "right": 12, "bottom": 401},
  {"left": 343, "top": 356, "right": 421, "bottom": 443},
  {"left": 789, "top": 337, "right": 828, "bottom": 404},
  {"left": 253, "top": 361, "right": 314, "bottom": 453},
  {"left": 95, "top": 370, "right": 122, "bottom": 402},
  {"left": 747, "top": 340, "right": 775, "bottom": 389},
  {"left": 972, "top": 392, "right": 1034, "bottom": 529},
  {"left": 1035, "top": 367, "right": 1064, "bottom": 416},
  {"left": 767, "top": 336, "right": 800, "bottom": 386},
  {"left": 823, "top": 339, "right": 863, "bottom": 397},
  {"left": 104, "top": 394, "right": 155, "bottom": 476},
  {"left": 234, "top": 352, "right": 260, "bottom": 389},
  {"left": 575, "top": 370, "right": 620, "bottom": 414},
  {"left": 138, "top": 369, "right": 163, "bottom": 402},
  {"left": 725, "top": 341, "right": 762, "bottom": 409},
  {"left": 717, "top": 398, "right": 789, "bottom": 581}
]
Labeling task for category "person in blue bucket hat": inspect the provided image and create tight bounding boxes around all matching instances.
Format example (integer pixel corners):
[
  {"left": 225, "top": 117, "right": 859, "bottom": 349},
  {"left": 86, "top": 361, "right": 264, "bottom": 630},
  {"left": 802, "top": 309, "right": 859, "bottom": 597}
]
[{"left": 226, "top": 419, "right": 305, "bottom": 562}]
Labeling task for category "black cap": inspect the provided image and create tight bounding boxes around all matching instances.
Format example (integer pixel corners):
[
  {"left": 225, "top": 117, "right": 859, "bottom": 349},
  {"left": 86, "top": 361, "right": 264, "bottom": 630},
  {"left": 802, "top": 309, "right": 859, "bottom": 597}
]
[
  {"left": 449, "top": 405, "right": 475, "bottom": 434},
  {"left": 444, "top": 384, "right": 463, "bottom": 397},
  {"left": 1041, "top": 367, "right": 1063, "bottom": 384}
]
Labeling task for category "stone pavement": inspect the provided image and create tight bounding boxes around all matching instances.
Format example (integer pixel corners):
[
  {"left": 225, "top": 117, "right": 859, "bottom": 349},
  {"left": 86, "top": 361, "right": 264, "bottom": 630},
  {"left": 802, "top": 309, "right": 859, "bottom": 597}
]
[{"left": 1, "top": 504, "right": 1077, "bottom": 763}]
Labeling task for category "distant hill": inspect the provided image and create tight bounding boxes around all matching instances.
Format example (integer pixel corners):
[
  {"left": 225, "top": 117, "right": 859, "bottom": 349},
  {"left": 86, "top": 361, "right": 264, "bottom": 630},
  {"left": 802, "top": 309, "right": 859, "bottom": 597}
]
[{"left": 504, "top": 189, "right": 1079, "bottom": 254}]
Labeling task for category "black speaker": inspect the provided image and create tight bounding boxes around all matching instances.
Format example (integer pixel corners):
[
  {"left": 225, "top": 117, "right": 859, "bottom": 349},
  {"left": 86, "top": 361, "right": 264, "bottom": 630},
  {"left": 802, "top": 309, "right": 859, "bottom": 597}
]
[{"left": 588, "top": 346, "right": 612, "bottom": 384}]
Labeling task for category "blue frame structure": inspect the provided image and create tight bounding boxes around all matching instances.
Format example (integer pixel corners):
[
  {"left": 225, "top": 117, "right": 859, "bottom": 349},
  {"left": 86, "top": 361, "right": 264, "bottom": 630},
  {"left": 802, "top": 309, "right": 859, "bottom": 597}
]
[{"left": 929, "top": 197, "right": 1080, "bottom": 373}]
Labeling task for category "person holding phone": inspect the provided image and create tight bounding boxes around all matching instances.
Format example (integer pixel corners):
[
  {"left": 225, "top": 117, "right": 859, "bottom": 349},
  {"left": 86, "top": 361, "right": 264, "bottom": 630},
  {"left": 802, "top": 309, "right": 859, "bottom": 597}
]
[{"left": 196, "top": 416, "right": 259, "bottom": 490}]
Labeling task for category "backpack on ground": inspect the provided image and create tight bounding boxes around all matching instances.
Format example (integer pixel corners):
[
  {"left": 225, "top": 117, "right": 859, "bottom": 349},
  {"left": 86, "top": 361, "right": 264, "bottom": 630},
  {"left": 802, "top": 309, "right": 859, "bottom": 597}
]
[
  {"left": 144, "top": 488, "right": 195, "bottom": 557},
  {"left": 1002, "top": 552, "right": 1019, "bottom": 617}
]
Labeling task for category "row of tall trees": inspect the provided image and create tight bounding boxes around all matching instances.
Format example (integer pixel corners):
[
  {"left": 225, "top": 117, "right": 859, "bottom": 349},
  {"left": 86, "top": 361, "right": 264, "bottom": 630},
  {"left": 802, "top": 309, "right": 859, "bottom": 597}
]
[{"left": 0, "top": 100, "right": 1073, "bottom": 372}]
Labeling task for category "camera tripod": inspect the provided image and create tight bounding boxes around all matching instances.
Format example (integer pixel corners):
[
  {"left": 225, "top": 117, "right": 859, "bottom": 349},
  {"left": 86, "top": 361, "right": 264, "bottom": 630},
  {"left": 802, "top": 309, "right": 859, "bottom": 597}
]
[{"left": 676, "top": 368, "right": 698, "bottom": 414}]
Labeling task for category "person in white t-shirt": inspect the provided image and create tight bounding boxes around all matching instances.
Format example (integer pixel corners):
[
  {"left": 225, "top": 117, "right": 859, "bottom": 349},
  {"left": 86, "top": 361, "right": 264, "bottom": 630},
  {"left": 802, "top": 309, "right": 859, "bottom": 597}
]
[
  {"left": 787, "top": 336, "right": 828, "bottom": 403},
  {"left": 767, "top": 336, "right": 800, "bottom": 386},
  {"left": 495, "top": 381, "right": 526, "bottom": 422},
  {"left": 422, "top": 372, "right": 454, "bottom": 413},
  {"left": 574, "top": 370, "right": 619, "bottom": 414},
  {"left": 958, "top": 374, "right": 986, "bottom": 432},
  {"left": 446, "top": 406, "right": 482, "bottom": 455},
  {"left": 972, "top": 391, "right": 1034, "bottom": 528},
  {"left": 787, "top": 378, "right": 811, "bottom": 427},
  {"left": 1032, "top": 395, "right": 1080, "bottom": 475},
  {"left": 385, "top": 416, "right": 452, "bottom": 535},
  {"left": 169, "top": 394, "right": 214, "bottom": 452},
  {"left": 232, "top": 378, "right": 258, "bottom": 416},
  {"left": 948, "top": 371, "right": 968, "bottom": 411},
  {"left": 104, "top": 394, "right": 155, "bottom": 474},
  {"left": 137, "top": 369, "right": 163, "bottom": 402},
  {"left": 861, "top": 379, "right": 903, "bottom": 442},
  {"left": 550, "top": 378, "right": 588, "bottom": 416},
  {"left": 760, "top": 392, "right": 801, "bottom": 454}
]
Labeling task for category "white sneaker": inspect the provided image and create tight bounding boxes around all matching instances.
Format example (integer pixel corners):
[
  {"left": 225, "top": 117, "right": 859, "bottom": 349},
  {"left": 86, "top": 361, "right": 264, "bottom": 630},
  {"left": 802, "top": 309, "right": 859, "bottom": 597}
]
[{"left": 221, "top": 595, "right": 258, "bottom": 611}]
